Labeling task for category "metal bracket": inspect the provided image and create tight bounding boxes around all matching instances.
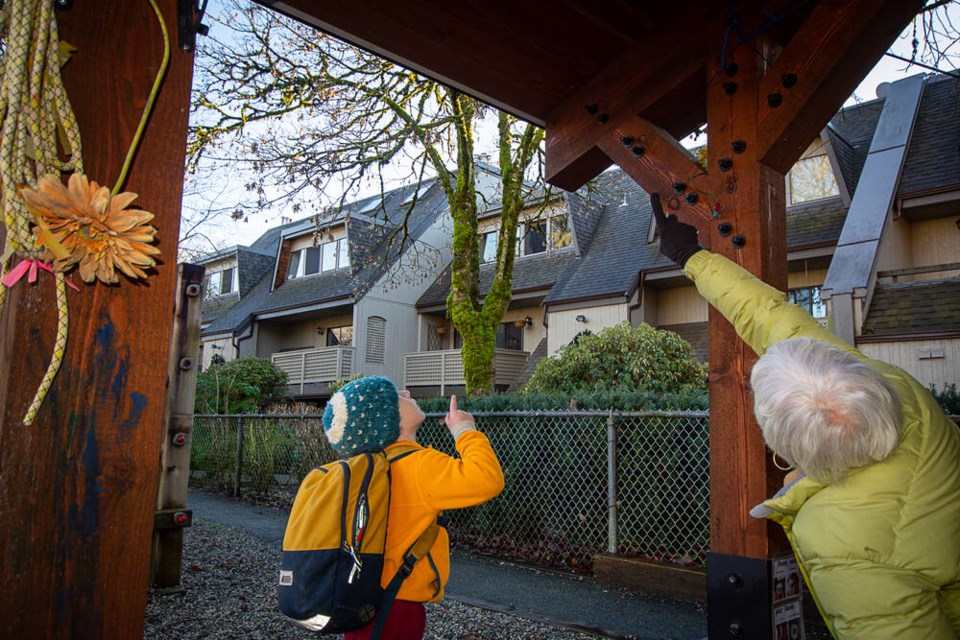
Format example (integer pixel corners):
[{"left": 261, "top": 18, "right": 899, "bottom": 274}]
[
  {"left": 177, "top": 0, "right": 209, "bottom": 53},
  {"left": 154, "top": 509, "right": 193, "bottom": 530},
  {"left": 707, "top": 552, "right": 771, "bottom": 639}
]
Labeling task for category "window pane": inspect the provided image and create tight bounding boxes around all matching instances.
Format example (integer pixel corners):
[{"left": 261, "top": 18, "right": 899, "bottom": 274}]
[
  {"left": 287, "top": 250, "right": 301, "bottom": 279},
  {"left": 789, "top": 155, "right": 839, "bottom": 204},
  {"left": 303, "top": 246, "right": 321, "bottom": 275},
  {"left": 495, "top": 322, "right": 523, "bottom": 351},
  {"left": 523, "top": 221, "right": 546, "bottom": 255},
  {"left": 206, "top": 272, "right": 221, "bottom": 296},
  {"left": 550, "top": 216, "right": 571, "bottom": 249},
  {"left": 337, "top": 239, "right": 350, "bottom": 268},
  {"left": 482, "top": 230, "right": 499, "bottom": 263},
  {"left": 327, "top": 326, "right": 353, "bottom": 347},
  {"left": 788, "top": 286, "right": 827, "bottom": 319},
  {"left": 321, "top": 241, "right": 338, "bottom": 271},
  {"left": 220, "top": 268, "right": 235, "bottom": 294}
]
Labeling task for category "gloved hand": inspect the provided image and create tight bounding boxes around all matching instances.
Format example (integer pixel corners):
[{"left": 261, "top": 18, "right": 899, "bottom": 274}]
[{"left": 650, "top": 193, "right": 702, "bottom": 268}]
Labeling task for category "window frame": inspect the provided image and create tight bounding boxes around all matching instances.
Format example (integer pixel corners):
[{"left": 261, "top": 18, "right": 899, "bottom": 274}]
[{"left": 286, "top": 237, "right": 350, "bottom": 279}]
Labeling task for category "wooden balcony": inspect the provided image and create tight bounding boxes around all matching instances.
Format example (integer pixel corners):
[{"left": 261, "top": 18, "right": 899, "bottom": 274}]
[
  {"left": 271, "top": 346, "right": 355, "bottom": 394},
  {"left": 404, "top": 348, "right": 530, "bottom": 394}
]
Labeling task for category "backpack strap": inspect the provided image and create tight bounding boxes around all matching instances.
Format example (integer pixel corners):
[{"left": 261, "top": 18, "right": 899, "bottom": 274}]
[{"left": 370, "top": 444, "right": 445, "bottom": 640}]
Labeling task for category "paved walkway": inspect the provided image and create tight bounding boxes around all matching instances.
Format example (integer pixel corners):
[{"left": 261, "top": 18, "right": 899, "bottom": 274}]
[{"left": 188, "top": 490, "right": 708, "bottom": 640}]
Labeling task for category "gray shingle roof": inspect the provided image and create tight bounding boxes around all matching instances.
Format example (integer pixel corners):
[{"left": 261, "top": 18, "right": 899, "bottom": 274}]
[
  {"left": 545, "top": 171, "right": 662, "bottom": 304},
  {"left": 785, "top": 197, "right": 847, "bottom": 248},
  {"left": 899, "top": 74, "right": 960, "bottom": 195},
  {"left": 417, "top": 249, "right": 580, "bottom": 308},
  {"left": 827, "top": 97, "right": 883, "bottom": 195},
  {"left": 862, "top": 278, "right": 960, "bottom": 337},
  {"left": 237, "top": 249, "right": 275, "bottom": 298}
]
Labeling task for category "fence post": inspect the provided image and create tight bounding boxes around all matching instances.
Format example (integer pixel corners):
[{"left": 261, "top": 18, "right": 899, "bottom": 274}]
[
  {"left": 234, "top": 417, "right": 244, "bottom": 498},
  {"left": 606, "top": 410, "right": 618, "bottom": 554}
]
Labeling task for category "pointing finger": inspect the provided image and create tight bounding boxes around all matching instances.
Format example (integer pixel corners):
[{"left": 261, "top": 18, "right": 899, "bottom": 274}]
[{"left": 449, "top": 394, "right": 457, "bottom": 414}]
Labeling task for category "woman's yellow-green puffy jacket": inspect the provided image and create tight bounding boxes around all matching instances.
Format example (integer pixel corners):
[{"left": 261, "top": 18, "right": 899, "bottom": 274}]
[{"left": 684, "top": 250, "right": 960, "bottom": 639}]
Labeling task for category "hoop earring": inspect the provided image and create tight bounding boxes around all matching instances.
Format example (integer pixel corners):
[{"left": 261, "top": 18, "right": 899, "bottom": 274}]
[{"left": 772, "top": 453, "right": 793, "bottom": 471}]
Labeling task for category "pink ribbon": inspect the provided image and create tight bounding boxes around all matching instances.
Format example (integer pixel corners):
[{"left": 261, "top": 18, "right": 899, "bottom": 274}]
[{"left": 2, "top": 259, "right": 79, "bottom": 291}]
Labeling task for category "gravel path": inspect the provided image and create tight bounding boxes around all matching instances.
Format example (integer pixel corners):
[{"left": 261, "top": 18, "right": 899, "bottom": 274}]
[{"left": 144, "top": 519, "right": 601, "bottom": 639}]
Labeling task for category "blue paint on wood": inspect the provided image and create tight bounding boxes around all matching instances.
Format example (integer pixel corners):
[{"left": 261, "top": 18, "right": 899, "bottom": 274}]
[
  {"left": 72, "top": 420, "right": 101, "bottom": 542},
  {"left": 117, "top": 392, "right": 147, "bottom": 445}
]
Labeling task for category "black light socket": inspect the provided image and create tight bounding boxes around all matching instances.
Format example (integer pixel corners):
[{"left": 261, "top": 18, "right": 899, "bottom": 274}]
[
  {"left": 596, "top": 113, "right": 609, "bottom": 124},
  {"left": 672, "top": 182, "right": 687, "bottom": 194},
  {"left": 586, "top": 104, "right": 599, "bottom": 116},
  {"left": 723, "top": 82, "right": 738, "bottom": 96},
  {"left": 782, "top": 73, "right": 798, "bottom": 89},
  {"left": 732, "top": 140, "right": 747, "bottom": 154},
  {"left": 732, "top": 234, "right": 746, "bottom": 248},
  {"left": 717, "top": 222, "right": 733, "bottom": 237},
  {"left": 718, "top": 157, "right": 733, "bottom": 172},
  {"left": 631, "top": 145, "right": 645, "bottom": 157},
  {"left": 724, "top": 62, "right": 739, "bottom": 77},
  {"left": 767, "top": 93, "right": 783, "bottom": 108},
  {"left": 620, "top": 135, "right": 634, "bottom": 147},
  {"left": 685, "top": 192, "right": 699, "bottom": 205}
]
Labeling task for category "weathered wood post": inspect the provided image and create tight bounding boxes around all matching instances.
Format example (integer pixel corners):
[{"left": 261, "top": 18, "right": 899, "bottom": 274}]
[
  {"left": 152, "top": 263, "right": 205, "bottom": 588},
  {"left": 0, "top": 1, "right": 194, "bottom": 636}
]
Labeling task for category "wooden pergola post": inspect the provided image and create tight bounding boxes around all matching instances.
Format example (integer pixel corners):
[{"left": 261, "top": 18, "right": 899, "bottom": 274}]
[{"left": 0, "top": 1, "right": 194, "bottom": 637}]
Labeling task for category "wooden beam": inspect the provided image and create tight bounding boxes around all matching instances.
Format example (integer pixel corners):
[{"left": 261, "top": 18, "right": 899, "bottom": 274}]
[
  {"left": 0, "top": 1, "right": 193, "bottom": 637},
  {"left": 596, "top": 117, "right": 714, "bottom": 228},
  {"left": 544, "top": 4, "right": 719, "bottom": 191},
  {"left": 758, "top": 0, "right": 924, "bottom": 173}
]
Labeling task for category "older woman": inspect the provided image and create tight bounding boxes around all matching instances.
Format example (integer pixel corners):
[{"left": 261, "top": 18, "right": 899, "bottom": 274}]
[{"left": 651, "top": 193, "right": 960, "bottom": 639}]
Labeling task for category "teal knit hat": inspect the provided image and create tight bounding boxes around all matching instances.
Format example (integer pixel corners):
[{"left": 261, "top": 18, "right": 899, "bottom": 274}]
[{"left": 322, "top": 376, "right": 400, "bottom": 456}]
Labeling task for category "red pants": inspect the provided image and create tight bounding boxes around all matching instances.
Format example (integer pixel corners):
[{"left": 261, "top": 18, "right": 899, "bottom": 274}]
[{"left": 343, "top": 600, "right": 426, "bottom": 640}]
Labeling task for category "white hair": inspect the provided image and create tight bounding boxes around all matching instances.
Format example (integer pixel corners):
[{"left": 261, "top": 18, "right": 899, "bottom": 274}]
[{"left": 750, "top": 337, "right": 901, "bottom": 484}]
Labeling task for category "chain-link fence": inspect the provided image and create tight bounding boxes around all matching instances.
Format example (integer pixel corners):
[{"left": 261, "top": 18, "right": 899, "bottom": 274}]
[{"left": 190, "top": 410, "right": 709, "bottom": 573}]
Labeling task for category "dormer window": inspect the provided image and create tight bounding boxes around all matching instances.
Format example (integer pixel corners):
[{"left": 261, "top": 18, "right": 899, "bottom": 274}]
[
  {"left": 287, "top": 238, "right": 350, "bottom": 279},
  {"left": 206, "top": 267, "right": 236, "bottom": 296},
  {"left": 787, "top": 154, "right": 839, "bottom": 205},
  {"left": 520, "top": 214, "right": 571, "bottom": 256},
  {"left": 479, "top": 213, "right": 572, "bottom": 263}
]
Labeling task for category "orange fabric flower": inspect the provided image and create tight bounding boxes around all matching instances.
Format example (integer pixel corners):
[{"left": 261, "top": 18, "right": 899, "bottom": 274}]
[{"left": 19, "top": 173, "right": 160, "bottom": 284}]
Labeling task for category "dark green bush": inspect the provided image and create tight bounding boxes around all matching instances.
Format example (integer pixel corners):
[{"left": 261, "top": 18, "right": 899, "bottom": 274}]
[
  {"left": 523, "top": 322, "right": 708, "bottom": 394},
  {"left": 415, "top": 387, "right": 707, "bottom": 413},
  {"left": 195, "top": 356, "right": 289, "bottom": 414},
  {"left": 930, "top": 383, "right": 960, "bottom": 416}
]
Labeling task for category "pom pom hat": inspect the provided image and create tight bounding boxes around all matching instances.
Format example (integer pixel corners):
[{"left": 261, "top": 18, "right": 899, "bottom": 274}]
[{"left": 322, "top": 376, "right": 400, "bottom": 456}]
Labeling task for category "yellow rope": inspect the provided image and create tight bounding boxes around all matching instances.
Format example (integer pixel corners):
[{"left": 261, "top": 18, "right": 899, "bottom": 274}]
[{"left": 23, "top": 273, "right": 68, "bottom": 425}]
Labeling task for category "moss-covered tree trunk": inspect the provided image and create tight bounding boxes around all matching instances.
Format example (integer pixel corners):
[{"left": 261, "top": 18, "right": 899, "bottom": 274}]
[{"left": 445, "top": 98, "right": 543, "bottom": 395}]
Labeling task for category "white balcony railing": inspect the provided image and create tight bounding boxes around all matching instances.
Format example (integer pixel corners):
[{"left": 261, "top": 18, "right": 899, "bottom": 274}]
[
  {"left": 271, "top": 346, "right": 355, "bottom": 394},
  {"left": 404, "top": 348, "right": 529, "bottom": 394}
]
